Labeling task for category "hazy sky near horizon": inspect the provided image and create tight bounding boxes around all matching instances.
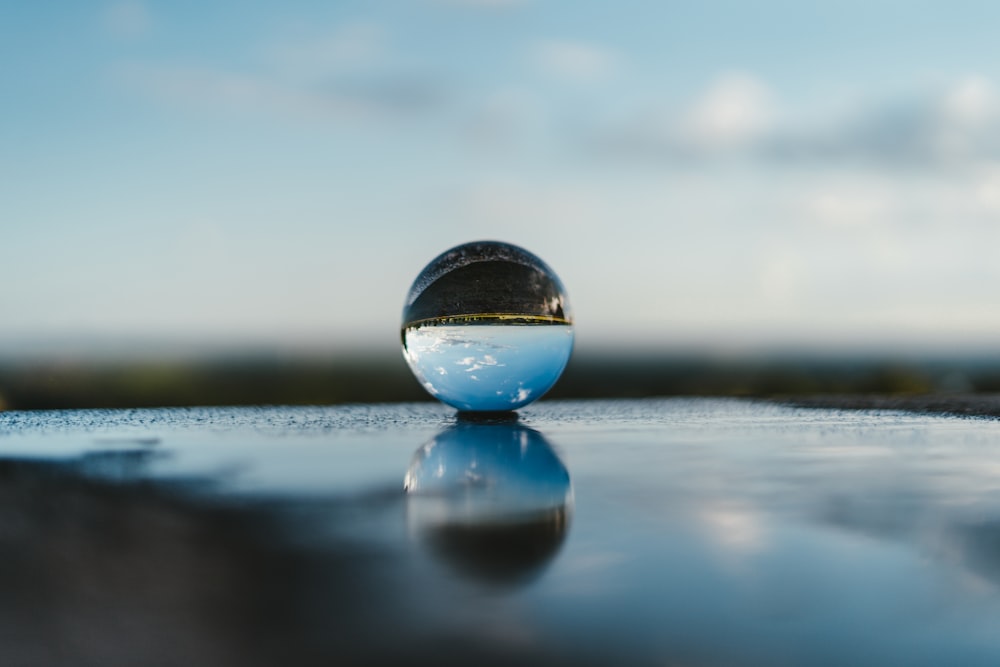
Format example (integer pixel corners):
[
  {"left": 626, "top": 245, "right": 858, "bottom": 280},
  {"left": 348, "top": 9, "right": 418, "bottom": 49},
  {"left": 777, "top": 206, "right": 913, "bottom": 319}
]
[{"left": 5, "top": 1, "right": 1000, "bottom": 355}]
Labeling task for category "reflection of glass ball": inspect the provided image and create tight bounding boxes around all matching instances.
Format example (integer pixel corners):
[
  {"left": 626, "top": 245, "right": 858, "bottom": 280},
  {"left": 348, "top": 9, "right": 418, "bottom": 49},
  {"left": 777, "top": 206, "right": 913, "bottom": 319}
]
[
  {"left": 404, "top": 422, "right": 572, "bottom": 586},
  {"left": 401, "top": 241, "right": 574, "bottom": 412}
]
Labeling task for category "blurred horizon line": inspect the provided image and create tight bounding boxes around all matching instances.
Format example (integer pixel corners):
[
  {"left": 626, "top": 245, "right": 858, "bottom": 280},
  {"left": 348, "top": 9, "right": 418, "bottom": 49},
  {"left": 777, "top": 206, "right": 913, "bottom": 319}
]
[
  {"left": 2, "top": 333, "right": 1000, "bottom": 363},
  {"left": 4, "top": 332, "right": 1000, "bottom": 412}
]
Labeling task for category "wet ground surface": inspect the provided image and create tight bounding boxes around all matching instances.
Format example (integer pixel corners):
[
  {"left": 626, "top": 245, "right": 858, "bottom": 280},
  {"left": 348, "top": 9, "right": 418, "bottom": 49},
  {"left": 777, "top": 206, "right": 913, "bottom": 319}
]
[
  {"left": 3, "top": 398, "right": 1000, "bottom": 665},
  {"left": 776, "top": 393, "right": 1000, "bottom": 418}
]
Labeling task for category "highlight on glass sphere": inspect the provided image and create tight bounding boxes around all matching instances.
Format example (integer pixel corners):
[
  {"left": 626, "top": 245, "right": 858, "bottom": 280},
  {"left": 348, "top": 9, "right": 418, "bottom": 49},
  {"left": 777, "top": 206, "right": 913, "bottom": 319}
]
[{"left": 401, "top": 241, "right": 574, "bottom": 412}]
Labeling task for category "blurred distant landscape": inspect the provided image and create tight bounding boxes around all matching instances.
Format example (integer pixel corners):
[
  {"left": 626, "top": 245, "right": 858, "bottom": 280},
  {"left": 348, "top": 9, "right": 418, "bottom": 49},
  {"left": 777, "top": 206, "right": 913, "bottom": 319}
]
[{"left": 3, "top": 347, "right": 1000, "bottom": 412}]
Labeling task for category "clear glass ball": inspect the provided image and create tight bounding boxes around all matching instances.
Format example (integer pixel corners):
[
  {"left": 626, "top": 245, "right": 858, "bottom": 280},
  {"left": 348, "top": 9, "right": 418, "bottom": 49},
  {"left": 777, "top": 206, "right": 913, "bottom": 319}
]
[{"left": 401, "top": 241, "right": 574, "bottom": 411}]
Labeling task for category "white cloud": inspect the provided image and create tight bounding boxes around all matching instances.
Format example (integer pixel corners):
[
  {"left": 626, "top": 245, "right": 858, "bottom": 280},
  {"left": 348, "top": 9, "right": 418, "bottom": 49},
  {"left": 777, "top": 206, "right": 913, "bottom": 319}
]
[
  {"left": 927, "top": 76, "right": 1000, "bottom": 161},
  {"left": 104, "top": 0, "right": 151, "bottom": 39},
  {"left": 679, "top": 73, "right": 773, "bottom": 149},
  {"left": 533, "top": 40, "right": 618, "bottom": 83},
  {"left": 805, "top": 188, "right": 893, "bottom": 229},
  {"left": 763, "top": 77, "right": 1000, "bottom": 167},
  {"left": 974, "top": 163, "right": 1000, "bottom": 214},
  {"left": 941, "top": 76, "right": 997, "bottom": 127},
  {"left": 596, "top": 72, "right": 773, "bottom": 159},
  {"left": 598, "top": 73, "right": 1000, "bottom": 169}
]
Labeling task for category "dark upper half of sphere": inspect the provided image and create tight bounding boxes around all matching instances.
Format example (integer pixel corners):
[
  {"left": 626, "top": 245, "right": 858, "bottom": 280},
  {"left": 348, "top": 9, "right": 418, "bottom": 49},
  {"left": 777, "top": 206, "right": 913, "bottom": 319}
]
[{"left": 403, "top": 241, "right": 572, "bottom": 327}]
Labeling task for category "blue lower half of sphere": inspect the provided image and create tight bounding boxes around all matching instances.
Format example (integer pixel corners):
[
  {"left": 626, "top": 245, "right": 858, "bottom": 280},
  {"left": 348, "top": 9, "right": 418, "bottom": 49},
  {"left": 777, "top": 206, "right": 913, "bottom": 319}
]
[{"left": 402, "top": 324, "right": 574, "bottom": 411}]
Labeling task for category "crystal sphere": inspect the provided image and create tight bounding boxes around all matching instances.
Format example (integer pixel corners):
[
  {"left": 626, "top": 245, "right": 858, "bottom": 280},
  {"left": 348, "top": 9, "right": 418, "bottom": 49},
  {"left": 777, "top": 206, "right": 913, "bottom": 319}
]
[
  {"left": 404, "top": 422, "right": 572, "bottom": 585},
  {"left": 401, "top": 241, "right": 574, "bottom": 411}
]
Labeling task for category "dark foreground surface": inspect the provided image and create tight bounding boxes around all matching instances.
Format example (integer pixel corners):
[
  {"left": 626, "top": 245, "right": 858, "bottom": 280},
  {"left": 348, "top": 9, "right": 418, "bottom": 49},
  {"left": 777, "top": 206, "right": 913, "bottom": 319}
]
[{"left": 3, "top": 399, "right": 1000, "bottom": 665}]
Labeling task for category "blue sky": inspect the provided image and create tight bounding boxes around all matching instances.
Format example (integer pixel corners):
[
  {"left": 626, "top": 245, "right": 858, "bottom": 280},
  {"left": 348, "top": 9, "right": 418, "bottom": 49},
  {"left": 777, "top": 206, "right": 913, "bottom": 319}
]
[{"left": 5, "top": 1, "right": 1000, "bottom": 357}]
